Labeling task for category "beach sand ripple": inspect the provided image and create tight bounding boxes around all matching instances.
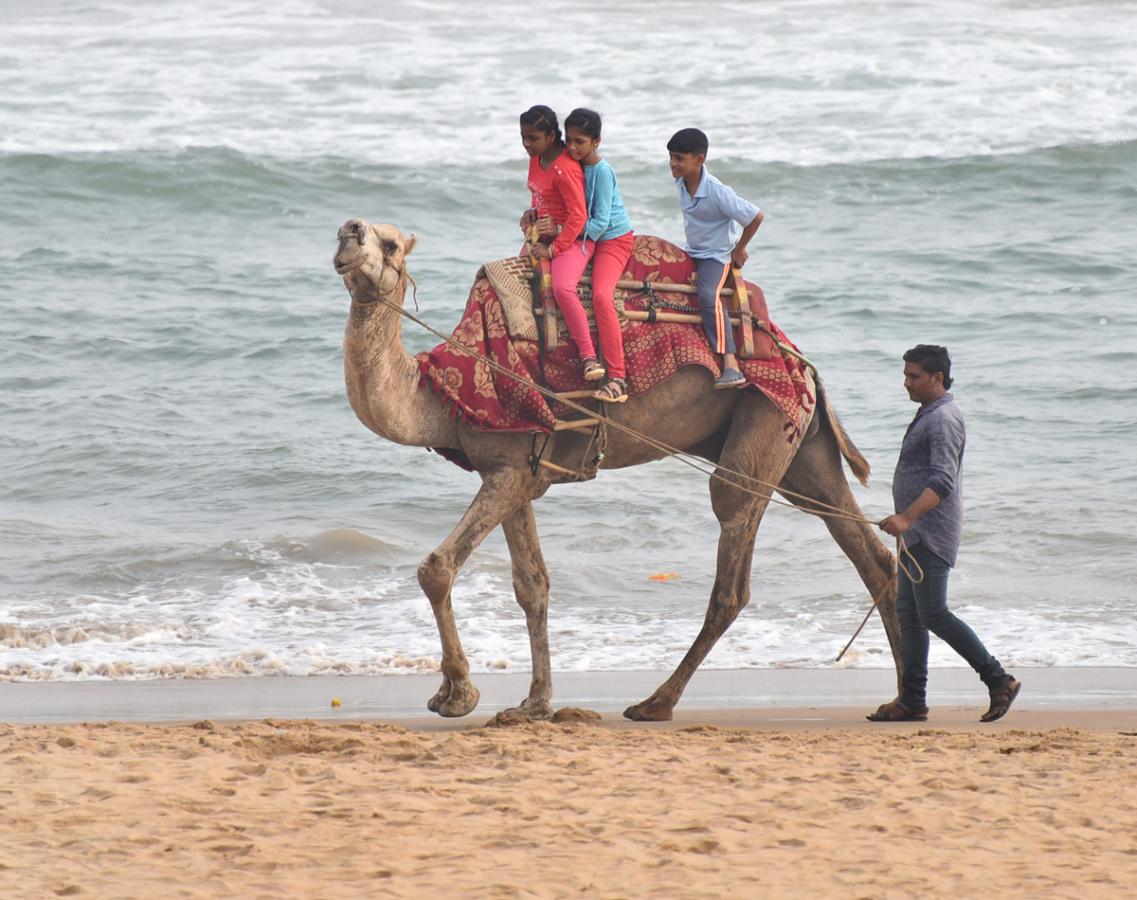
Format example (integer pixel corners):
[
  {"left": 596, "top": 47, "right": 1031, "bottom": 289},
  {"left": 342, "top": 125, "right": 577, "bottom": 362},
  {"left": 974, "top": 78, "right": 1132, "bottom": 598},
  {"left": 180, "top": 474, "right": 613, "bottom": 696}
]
[{"left": 1, "top": 719, "right": 1135, "bottom": 897}]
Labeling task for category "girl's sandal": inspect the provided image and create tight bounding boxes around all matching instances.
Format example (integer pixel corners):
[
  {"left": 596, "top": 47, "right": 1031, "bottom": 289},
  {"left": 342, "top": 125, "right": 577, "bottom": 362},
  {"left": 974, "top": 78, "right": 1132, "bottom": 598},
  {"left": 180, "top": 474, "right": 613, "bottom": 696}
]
[
  {"left": 592, "top": 377, "right": 628, "bottom": 404},
  {"left": 582, "top": 358, "right": 607, "bottom": 382},
  {"left": 865, "top": 699, "right": 929, "bottom": 722}
]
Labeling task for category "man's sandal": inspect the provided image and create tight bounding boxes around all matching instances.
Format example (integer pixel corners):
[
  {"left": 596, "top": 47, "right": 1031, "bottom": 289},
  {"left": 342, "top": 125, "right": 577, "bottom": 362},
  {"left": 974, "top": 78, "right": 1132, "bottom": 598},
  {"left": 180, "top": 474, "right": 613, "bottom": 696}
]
[
  {"left": 980, "top": 676, "right": 1022, "bottom": 722},
  {"left": 866, "top": 699, "right": 930, "bottom": 722},
  {"left": 582, "top": 358, "right": 607, "bottom": 382},
  {"left": 592, "top": 377, "right": 628, "bottom": 404}
]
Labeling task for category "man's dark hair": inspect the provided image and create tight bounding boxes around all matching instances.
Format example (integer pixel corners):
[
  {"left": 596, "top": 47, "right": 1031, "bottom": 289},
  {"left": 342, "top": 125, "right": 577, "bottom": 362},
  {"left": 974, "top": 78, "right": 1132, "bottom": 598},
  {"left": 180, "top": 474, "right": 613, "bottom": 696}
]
[
  {"left": 667, "top": 128, "right": 709, "bottom": 156},
  {"left": 903, "top": 344, "right": 953, "bottom": 389},
  {"left": 564, "top": 107, "right": 602, "bottom": 139}
]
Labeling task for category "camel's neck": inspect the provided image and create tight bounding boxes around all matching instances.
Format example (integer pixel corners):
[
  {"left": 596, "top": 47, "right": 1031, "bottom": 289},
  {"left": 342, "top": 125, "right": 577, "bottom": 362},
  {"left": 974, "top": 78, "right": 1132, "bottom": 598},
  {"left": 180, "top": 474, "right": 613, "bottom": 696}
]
[{"left": 342, "top": 275, "right": 459, "bottom": 449}]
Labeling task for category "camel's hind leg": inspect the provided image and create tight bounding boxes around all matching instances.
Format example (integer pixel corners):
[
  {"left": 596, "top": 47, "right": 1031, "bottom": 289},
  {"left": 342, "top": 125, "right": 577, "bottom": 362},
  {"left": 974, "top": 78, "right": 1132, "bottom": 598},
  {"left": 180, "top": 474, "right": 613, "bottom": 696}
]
[
  {"left": 625, "top": 397, "right": 798, "bottom": 722},
  {"left": 779, "top": 416, "right": 903, "bottom": 688},
  {"left": 500, "top": 501, "right": 554, "bottom": 719},
  {"left": 417, "top": 468, "right": 536, "bottom": 717}
]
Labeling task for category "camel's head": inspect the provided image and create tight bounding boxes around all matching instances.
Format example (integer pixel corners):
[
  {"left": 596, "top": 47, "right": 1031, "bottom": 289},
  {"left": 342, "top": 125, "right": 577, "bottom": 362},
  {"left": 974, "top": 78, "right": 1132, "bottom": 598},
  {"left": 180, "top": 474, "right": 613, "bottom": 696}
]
[{"left": 334, "top": 219, "right": 417, "bottom": 298}]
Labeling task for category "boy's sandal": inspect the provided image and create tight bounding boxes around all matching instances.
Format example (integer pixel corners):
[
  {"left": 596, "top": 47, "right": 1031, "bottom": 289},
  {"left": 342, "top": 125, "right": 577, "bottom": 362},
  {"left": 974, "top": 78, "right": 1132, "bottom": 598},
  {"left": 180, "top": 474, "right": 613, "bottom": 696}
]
[
  {"left": 582, "top": 358, "right": 607, "bottom": 382},
  {"left": 866, "top": 699, "right": 929, "bottom": 722},
  {"left": 592, "top": 378, "right": 628, "bottom": 404},
  {"left": 980, "top": 676, "right": 1022, "bottom": 722},
  {"left": 713, "top": 368, "right": 747, "bottom": 390}
]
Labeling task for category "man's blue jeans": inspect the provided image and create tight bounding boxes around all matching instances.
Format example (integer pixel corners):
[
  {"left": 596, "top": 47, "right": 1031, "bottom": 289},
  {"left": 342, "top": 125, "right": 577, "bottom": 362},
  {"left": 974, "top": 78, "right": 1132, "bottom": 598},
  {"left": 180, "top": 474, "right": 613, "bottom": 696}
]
[{"left": 898, "top": 542, "right": 1006, "bottom": 710}]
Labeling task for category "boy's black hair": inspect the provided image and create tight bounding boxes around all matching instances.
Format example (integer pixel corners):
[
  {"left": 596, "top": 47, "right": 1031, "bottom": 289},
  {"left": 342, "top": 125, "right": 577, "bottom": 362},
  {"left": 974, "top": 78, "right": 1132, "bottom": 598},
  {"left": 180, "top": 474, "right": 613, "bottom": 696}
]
[
  {"left": 667, "top": 127, "right": 709, "bottom": 156},
  {"left": 519, "top": 105, "right": 563, "bottom": 146},
  {"left": 903, "top": 344, "right": 954, "bottom": 389},
  {"left": 564, "top": 107, "right": 602, "bottom": 139}
]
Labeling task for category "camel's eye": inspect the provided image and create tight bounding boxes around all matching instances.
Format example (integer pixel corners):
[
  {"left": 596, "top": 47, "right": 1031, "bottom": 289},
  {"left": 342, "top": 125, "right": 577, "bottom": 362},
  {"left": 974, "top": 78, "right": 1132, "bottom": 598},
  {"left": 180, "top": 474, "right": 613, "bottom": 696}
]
[{"left": 382, "top": 240, "right": 398, "bottom": 255}]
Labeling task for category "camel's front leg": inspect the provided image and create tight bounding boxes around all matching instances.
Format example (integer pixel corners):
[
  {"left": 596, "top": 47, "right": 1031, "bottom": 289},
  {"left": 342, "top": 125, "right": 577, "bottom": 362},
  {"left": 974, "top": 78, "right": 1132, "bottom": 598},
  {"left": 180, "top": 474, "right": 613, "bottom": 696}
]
[
  {"left": 625, "top": 399, "right": 798, "bottom": 721},
  {"left": 417, "top": 469, "right": 532, "bottom": 717},
  {"left": 500, "top": 502, "right": 553, "bottom": 719}
]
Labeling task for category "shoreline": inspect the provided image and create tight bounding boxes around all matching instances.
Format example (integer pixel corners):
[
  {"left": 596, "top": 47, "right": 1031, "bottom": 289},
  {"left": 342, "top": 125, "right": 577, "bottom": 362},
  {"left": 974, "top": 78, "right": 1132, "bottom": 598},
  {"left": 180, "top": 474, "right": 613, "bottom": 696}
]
[{"left": 3, "top": 666, "right": 1135, "bottom": 727}]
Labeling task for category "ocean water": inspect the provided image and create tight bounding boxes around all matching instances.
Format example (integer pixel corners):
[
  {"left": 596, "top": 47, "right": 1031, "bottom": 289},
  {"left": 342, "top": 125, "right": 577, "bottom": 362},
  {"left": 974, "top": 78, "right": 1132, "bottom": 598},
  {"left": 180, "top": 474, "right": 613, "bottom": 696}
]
[{"left": 2, "top": 0, "right": 1136, "bottom": 684}]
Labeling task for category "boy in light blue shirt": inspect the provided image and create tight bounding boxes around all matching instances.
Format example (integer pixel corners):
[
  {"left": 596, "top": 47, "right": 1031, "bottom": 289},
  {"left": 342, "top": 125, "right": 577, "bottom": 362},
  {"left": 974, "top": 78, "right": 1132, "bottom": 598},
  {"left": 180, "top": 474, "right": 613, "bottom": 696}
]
[{"left": 668, "top": 128, "right": 764, "bottom": 389}]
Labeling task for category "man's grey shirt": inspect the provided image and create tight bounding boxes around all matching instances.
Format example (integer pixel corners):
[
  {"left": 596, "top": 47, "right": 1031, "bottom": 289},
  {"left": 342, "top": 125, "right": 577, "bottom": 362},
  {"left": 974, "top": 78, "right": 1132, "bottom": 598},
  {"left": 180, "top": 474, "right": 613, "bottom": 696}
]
[{"left": 892, "top": 393, "right": 965, "bottom": 567}]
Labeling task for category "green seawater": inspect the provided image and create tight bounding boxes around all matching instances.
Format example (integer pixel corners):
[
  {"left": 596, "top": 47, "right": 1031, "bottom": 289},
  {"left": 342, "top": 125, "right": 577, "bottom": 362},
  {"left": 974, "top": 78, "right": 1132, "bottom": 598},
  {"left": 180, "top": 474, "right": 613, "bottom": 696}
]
[{"left": 2, "top": 0, "right": 1136, "bottom": 678}]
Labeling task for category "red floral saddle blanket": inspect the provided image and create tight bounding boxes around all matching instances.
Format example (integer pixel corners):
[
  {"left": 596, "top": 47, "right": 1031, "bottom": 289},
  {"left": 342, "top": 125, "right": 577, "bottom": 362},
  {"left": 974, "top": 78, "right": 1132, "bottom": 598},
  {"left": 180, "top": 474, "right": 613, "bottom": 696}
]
[{"left": 416, "top": 235, "right": 815, "bottom": 441}]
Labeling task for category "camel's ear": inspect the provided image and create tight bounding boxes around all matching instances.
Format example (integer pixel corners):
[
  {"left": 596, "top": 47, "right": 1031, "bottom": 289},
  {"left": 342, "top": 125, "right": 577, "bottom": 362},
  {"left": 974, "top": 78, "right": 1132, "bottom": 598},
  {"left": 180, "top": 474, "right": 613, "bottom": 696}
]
[{"left": 404, "top": 234, "right": 417, "bottom": 257}]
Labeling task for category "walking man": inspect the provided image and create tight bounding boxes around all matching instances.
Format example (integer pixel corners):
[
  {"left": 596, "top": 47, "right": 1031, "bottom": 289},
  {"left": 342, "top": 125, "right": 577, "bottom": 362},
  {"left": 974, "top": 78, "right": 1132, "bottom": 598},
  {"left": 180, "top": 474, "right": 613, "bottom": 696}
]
[{"left": 868, "top": 345, "right": 1021, "bottom": 723}]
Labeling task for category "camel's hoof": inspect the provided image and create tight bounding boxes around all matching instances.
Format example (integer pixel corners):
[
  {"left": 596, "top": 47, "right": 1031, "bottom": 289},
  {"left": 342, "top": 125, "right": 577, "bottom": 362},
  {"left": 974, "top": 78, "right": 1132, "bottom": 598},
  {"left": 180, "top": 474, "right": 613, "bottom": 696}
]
[
  {"left": 503, "top": 699, "right": 553, "bottom": 721},
  {"left": 426, "top": 678, "right": 451, "bottom": 713},
  {"left": 623, "top": 699, "right": 674, "bottom": 722},
  {"left": 485, "top": 708, "right": 534, "bottom": 728},
  {"left": 438, "top": 680, "right": 480, "bottom": 718}
]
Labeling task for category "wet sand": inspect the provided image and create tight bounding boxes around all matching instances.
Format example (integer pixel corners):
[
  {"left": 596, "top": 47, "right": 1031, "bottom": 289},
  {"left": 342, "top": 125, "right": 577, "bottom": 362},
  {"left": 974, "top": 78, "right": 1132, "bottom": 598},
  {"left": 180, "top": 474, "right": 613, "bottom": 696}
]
[
  {"left": 3, "top": 669, "right": 1136, "bottom": 897},
  {"left": 4, "top": 666, "right": 1136, "bottom": 725}
]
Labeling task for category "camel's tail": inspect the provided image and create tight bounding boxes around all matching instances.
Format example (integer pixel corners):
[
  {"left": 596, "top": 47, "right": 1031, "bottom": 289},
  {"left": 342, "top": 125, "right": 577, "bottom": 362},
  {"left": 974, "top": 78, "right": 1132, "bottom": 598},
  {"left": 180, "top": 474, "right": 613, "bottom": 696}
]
[{"left": 814, "top": 376, "right": 871, "bottom": 487}]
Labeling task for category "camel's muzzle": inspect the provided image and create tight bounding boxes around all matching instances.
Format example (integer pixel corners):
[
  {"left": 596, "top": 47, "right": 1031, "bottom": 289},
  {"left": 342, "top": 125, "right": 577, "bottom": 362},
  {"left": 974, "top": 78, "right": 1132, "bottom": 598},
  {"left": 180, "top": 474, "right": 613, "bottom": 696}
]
[
  {"left": 334, "top": 245, "right": 366, "bottom": 275},
  {"left": 334, "top": 220, "right": 370, "bottom": 274}
]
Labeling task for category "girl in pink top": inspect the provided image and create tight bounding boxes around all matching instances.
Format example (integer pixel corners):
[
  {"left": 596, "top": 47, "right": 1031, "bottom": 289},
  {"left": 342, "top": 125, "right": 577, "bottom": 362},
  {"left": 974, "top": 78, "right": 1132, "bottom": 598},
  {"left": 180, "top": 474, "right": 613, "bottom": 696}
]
[{"left": 518, "top": 105, "right": 603, "bottom": 382}]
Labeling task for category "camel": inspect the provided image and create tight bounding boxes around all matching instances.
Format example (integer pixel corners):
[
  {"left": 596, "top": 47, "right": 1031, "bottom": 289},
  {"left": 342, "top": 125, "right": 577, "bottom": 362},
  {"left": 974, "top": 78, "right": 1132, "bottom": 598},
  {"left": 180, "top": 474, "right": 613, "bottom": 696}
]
[{"left": 334, "top": 218, "right": 902, "bottom": 721}]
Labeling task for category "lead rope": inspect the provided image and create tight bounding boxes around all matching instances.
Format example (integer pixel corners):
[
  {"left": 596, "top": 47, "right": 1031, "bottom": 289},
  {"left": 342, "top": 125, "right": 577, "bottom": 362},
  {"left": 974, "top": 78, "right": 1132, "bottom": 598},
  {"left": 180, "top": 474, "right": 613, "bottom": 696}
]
[
  {"left": 375, "top": 290, "right": 924, "bottom": 656},
  {"left": 834, "top": 539, "right": 925, "bottom": 663}
]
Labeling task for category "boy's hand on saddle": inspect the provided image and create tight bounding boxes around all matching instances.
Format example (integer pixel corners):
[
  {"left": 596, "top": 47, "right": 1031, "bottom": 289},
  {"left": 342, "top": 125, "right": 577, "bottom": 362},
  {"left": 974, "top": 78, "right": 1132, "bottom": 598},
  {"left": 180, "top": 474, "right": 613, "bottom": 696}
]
[
  {"left": 731, "top": 246, "right": 749, "bottom": 268},
  {"left": 530, "top": 243, "right": 552, "bottom": 260}
]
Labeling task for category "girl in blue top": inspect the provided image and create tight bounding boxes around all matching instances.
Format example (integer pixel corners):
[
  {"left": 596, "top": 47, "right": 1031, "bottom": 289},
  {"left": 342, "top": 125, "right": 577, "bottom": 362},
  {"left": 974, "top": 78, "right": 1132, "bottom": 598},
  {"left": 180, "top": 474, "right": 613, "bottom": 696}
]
[{"left": 563, "top": 107, "right": 635, "bottom": 403}]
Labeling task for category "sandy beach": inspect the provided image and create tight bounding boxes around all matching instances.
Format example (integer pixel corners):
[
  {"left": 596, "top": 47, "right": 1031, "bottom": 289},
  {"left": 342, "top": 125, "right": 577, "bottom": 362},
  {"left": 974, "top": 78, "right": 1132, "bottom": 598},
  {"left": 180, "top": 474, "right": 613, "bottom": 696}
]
[{"left": 1, "top": 669, "right": 1136, "bottom": 898}]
